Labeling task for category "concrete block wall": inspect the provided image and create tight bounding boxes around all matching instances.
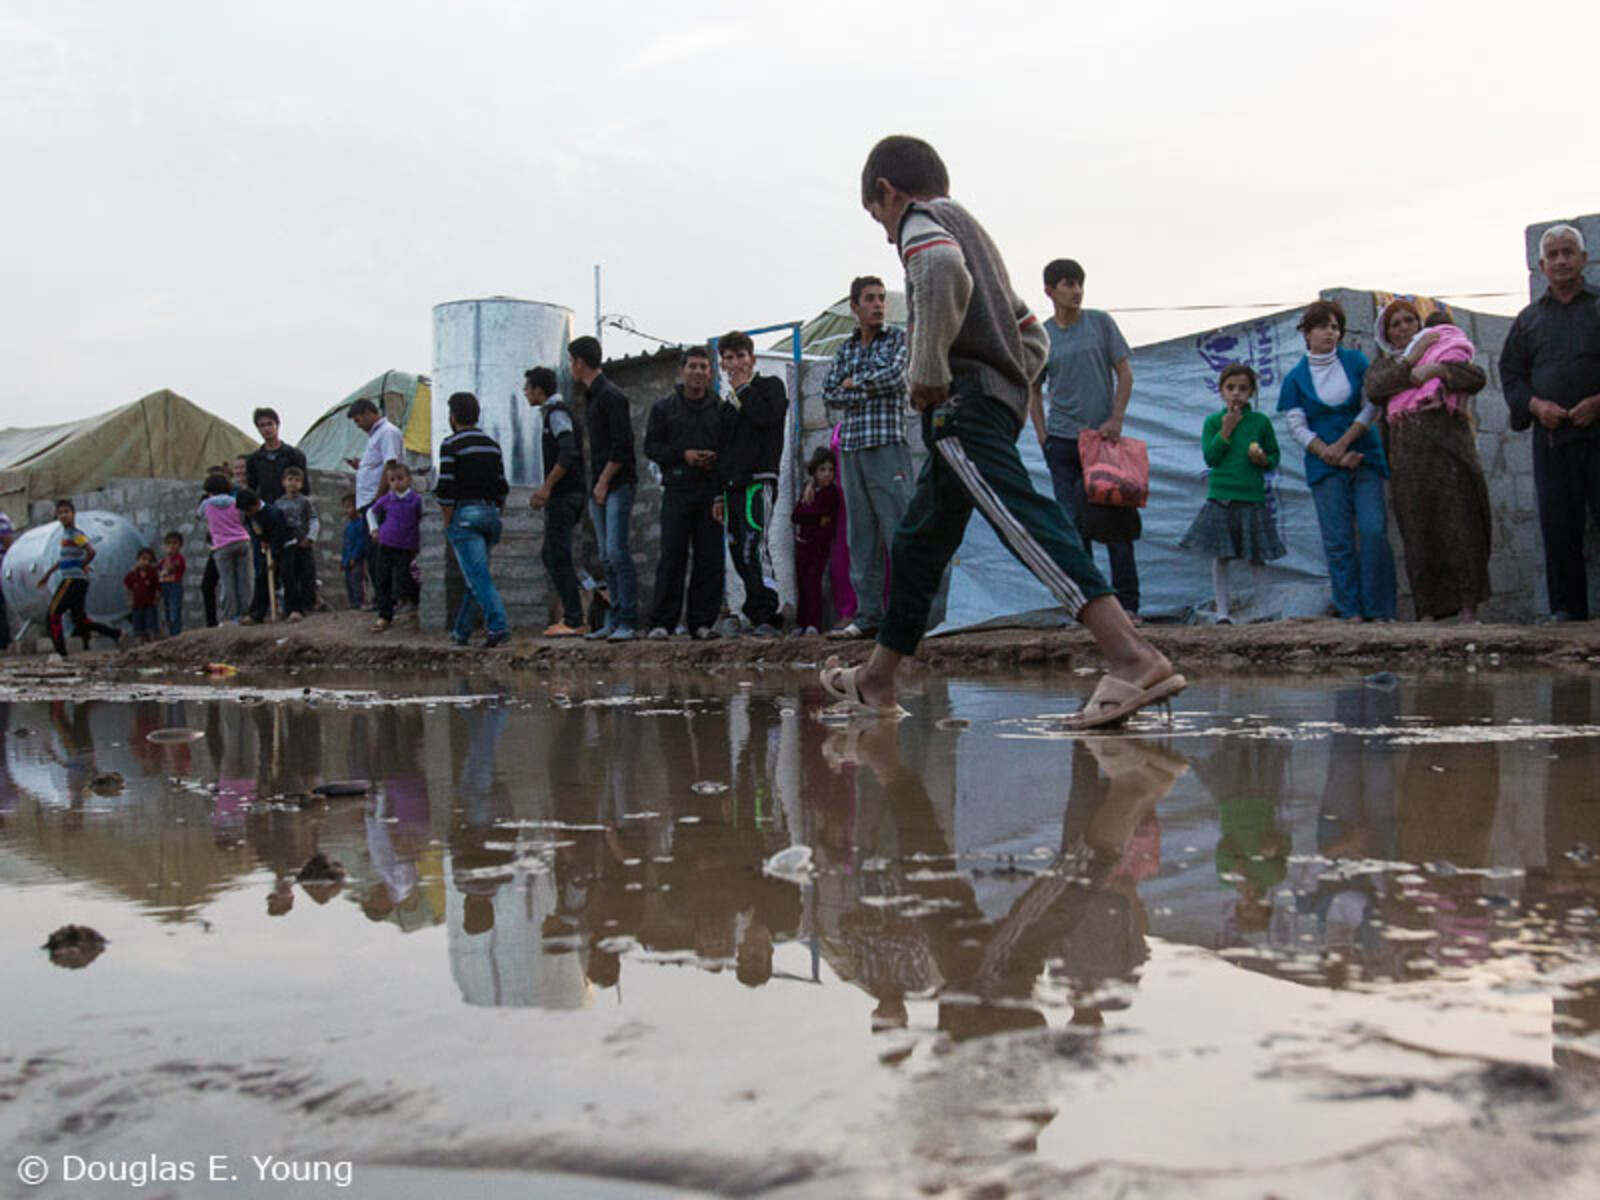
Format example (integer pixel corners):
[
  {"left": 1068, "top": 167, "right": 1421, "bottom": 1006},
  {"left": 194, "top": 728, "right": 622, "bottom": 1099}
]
[{"left": 31, "top": 469, "right": 364, "bottom": 631}]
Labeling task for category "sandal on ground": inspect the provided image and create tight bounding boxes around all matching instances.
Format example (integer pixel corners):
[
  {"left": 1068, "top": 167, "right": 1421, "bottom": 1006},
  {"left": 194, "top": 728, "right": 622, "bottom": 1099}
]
[
  {"left": 1065, "top": 671, "right": 1187, "bottom": 731},
  {"left": 819, "top": 656, "right": 906, "bottom": 718}
]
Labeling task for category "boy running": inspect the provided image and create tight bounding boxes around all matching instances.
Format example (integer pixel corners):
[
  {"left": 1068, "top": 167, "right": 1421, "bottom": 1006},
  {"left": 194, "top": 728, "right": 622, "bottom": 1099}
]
[
  {"left": 37, "top": 500, "right": 123, "bottom": 657},
  {"left": 821, "top": 137, "right": 1182, "bottom": 728}
]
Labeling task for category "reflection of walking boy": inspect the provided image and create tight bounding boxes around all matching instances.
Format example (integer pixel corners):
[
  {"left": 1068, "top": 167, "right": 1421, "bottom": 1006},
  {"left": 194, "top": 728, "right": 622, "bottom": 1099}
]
[
  {"left": 717, "top": 330, "right": 788, "bottom": 637},
  {"left": 37, "top": 499, "right": 122, "bottom": 657}
]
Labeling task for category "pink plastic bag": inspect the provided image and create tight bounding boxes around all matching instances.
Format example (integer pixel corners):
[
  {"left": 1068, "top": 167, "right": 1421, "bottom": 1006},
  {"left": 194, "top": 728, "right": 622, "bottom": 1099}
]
[{"left": 1077, "top": 431, "right": 1149, "bottom": 508}]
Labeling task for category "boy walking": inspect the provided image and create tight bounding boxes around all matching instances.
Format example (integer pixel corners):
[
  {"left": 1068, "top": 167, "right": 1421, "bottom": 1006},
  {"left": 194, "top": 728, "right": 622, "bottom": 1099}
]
[
  {"left": 820, "top": 137, "right": 1182, "bottom": 729},
  {"left": 37, "top": 499, "right": 123, "bottom": 656},
  {"left": 158, "top": 532, "right": 186, "bottom": 635}
]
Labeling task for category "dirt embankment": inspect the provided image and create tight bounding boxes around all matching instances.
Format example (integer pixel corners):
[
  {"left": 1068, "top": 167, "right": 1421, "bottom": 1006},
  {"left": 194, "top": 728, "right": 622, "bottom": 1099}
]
[{"left": 17, "top": 609, "right": 1600, "bottom": 677}]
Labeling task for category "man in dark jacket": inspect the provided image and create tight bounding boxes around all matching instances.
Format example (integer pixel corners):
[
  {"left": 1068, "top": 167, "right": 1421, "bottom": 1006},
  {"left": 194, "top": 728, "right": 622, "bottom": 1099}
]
[
  {"left": 645, "top": 346, "right": 729, "bottom": 639},
  {"left": 525, "top": 366, "right": 588, "bottom": 636},
  {"left": 717, "top": 330, "right": 788, "bottom": 636},
  {"left": 245, "top": 406, "right": 311, "bottom": 622},
  {"left": 570, "top": 335, "right": 639, "bottom": 642}
]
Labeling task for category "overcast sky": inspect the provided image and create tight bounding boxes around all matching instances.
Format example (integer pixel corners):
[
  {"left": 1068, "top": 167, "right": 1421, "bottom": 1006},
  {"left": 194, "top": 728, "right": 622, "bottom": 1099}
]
[{"left": 5, "top": 0, "right": 1597, "bottom": 442}]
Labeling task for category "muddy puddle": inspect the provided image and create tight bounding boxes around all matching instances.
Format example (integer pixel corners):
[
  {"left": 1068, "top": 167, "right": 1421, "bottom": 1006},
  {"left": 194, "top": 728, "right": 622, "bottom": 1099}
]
[{"left": 3, "top": 668, "right": 1600, "bottom": 1198}]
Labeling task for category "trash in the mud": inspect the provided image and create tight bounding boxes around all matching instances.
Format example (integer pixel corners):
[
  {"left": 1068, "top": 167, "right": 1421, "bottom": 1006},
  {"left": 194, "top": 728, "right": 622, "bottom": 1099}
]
[
  {"left": 311, "top": 780, "right": 370, "bottom": 798},
  {"left": 691, "top": 781, "right": 729, "bottom": 795},
  {"left": 204, "top": 663, "right": 239, "bottom": 677},
  {"left": 43, "top": 925, "right": 108, "bottom": 969},
  {"left": 88, "top": 772, "right": 124, "bottom": 796},
  {"left": 1362, "top": 671, "right": 1401, "bottom": 690},
  {"left": 763, "top": 844, "right": 814, "bottom": 883},
  {"left": 937, "top": 717, "right": 971, "bottom": 730},
  {"left": 147, "top": 727, "right": 204, "bottom": 744}
]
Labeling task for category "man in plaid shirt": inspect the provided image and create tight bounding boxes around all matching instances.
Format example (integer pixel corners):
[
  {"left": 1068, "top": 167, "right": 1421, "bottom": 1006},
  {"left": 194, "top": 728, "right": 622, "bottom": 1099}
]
[{"left": 823, "top": 275, "right": 912, "bottom": 638}]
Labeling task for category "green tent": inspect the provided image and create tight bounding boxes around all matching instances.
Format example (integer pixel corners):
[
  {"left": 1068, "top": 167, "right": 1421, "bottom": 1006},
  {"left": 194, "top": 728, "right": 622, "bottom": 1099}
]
[{"left": 298, "top": 371, "right": 432, "bottom": 473}]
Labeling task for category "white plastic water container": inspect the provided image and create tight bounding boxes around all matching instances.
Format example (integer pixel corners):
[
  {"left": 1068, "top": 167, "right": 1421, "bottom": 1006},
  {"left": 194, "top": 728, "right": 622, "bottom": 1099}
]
[{"left": 431, "top": 298, "right": 576, "bottom": 487}]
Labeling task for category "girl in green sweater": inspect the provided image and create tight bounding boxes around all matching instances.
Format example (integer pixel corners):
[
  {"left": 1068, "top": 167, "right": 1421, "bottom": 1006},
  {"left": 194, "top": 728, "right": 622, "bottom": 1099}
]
[{"left": 1179, "top": 364, "right": 1286, "bottom": 623}]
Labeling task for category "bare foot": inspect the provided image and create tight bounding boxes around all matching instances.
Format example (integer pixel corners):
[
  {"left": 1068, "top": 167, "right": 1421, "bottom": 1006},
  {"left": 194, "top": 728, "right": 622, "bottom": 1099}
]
[{"left": 1102, "top": 645, "right": 1174, "bottom": 691}]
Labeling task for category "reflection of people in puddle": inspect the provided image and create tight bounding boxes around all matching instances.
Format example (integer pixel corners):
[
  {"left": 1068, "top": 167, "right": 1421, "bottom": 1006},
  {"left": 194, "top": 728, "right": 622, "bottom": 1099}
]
[
  {"left": 811, "top": 718, "right": 1186, "bottom": 1040},
  {"left": 444, "top": 704, "right": 592, "bottom": 1009},
  {"left": 1190, "top": 733, "right": 1291, "bottom": 946},
  {"left": 362, "top": 708, "right": 433, "bottom": 926}
]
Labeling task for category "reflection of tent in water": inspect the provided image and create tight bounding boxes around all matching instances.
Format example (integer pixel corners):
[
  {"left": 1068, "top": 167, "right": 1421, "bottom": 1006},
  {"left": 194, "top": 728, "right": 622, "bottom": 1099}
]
[
  {"left": 930, "top": 288, "right": 1516, "bottom": 628},
  {"left": 297, "top": 371, "right": 433, "bottom": 473},
  {"left": 0, "top": 390, "right": 256, "bottom": 526},
  {"left": 767, "top": 291, "right": 908, "bottom": 357}
]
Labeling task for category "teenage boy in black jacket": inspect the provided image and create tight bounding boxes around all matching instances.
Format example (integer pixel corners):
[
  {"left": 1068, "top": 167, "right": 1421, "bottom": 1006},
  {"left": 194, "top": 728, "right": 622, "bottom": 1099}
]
[
  {"left": 716, "top": 330, "right": 788, "bottom": 637},
  {"left": 645, "top": 346, "right": 730, "bottom": 639}
]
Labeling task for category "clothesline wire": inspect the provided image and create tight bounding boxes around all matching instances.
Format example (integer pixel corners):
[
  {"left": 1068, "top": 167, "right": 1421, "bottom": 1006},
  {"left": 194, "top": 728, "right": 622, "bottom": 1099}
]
[{"left": 598, "top": 290, "right": 1526, "bottom": 349}]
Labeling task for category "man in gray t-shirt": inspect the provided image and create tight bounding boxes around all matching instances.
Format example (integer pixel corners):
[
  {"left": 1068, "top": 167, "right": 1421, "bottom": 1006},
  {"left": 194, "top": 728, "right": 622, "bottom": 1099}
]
[{"left": 1028, "top": 258, "right": 1139, "bottom": 615}]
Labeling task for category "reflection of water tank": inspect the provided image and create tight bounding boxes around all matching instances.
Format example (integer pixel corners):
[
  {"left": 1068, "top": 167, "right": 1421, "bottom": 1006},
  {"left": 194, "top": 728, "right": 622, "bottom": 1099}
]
[
  {"left": 432, "top": 298, "right": 576, "bottom": 487},
  {"left": 0, "top": 513, "right": 145, "bottom": 629}
]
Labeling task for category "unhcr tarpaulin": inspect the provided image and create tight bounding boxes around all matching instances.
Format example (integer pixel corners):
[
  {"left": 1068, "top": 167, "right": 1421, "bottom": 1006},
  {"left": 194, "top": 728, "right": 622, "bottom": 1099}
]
[
  {"left": 931, "top": 306, "right": 1354, "bottom": 629},
  {"left": 298, "top": 370, "right": 432, "bottom": 473},
  {"left": 0, "top": 390, "right": 255, "bottom": 526}
]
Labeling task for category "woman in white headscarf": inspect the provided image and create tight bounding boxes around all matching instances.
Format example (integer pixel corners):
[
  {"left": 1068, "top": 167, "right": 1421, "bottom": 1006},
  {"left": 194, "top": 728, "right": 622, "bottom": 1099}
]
[{"left": 1365, "top": 300, "right": 1491, "bottom": 622}]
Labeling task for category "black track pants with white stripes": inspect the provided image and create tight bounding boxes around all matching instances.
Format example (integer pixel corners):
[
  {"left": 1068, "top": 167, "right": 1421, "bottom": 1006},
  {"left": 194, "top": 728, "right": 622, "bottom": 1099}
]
[{"left": 877, "top": 391, "right": 1114, "bottom": 657}]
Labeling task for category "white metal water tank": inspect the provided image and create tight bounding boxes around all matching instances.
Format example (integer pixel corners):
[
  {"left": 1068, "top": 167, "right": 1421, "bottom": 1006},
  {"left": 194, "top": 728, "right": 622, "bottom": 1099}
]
[
  {"left": 1, "top": 512, "right": 145, "bottom": 631},
  {"left": 432, "top": 298, "right": 576, "bottom": 487}
]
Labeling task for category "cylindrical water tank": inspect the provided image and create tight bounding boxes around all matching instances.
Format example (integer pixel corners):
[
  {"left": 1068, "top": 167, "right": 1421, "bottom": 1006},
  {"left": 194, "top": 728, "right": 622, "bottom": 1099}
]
[
  {"left": 0, "top": 512, "right": 145, "bottom": 630},
  {"left": 432, "top": 298, "right": 576, "bottom": 487}
]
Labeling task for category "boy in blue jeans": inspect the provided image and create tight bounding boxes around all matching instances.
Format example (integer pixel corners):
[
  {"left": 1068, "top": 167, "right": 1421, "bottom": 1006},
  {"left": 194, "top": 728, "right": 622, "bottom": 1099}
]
[{"left": 820, "top": 137, "right": 1182, "bottom": 729}]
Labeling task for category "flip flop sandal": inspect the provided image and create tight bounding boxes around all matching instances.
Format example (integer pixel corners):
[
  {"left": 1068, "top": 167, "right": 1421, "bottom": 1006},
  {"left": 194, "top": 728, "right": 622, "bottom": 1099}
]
[
  {"left": 819, "top": 657, "right": 906, "bottom": 718},
  {"left": 1065, "top": 672, "right": 1188, "bottom": 731}
]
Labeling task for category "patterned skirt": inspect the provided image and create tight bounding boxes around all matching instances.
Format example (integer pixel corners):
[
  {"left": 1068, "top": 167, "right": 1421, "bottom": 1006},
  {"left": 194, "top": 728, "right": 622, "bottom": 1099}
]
[
  {"left": 1387, "top": 407, "right": 1491, "bottom": 619},
  {"left": 1179, "top": 499, "right": 1287, "bottom": 563}
]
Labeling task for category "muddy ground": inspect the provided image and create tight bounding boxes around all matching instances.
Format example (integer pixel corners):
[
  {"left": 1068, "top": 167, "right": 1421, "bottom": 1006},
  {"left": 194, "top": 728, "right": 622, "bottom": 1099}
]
[{"left": 16, "top": 610, "right": 1600, "bottom": 676}]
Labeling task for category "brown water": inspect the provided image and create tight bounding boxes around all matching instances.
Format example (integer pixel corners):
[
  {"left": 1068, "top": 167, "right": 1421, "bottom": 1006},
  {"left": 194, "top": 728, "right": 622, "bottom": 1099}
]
[{"left": 3, "top": 668, "right": 1599, "bottom": 1198}]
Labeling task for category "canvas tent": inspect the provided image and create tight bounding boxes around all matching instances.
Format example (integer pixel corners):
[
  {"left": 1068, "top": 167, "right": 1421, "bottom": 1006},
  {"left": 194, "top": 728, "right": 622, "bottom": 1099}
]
[
  {"left": 768, "top": 292, "right": 908, "bottom": 357},
  {"left": 928, "top": 288, "right": 1519, "bottom": 630},
  {"left": 298, "top": 370, "right": 432, "bottom": 473},
  {"left": 0, "top": 390, "right": 256, "bottom": 526}
]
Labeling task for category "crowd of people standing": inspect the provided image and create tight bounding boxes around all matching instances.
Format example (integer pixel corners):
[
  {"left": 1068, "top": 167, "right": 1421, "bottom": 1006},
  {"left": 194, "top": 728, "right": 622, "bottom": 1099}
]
[{"left": 10, "top": 152, "right": 1599, "bottom": 682}]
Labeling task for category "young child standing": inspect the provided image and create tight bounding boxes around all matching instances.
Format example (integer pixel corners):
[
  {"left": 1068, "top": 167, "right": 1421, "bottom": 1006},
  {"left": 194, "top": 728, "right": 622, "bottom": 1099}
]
[
  {"left": 158, "top": 532, "right": 186, "bottom": 635},
  {"left": 368, "top": 463, "right": 422, "bottom": 631},
  {"left": 198, "top": 474, "right": 252, "bottom": 622},
  {"left": 273, "top": 466, "right": 318, "bottom": 622},
  {"left": 339, "top": 493, "right": 370, "bottom": 610},
  {"left": 1178, "top": 363, "right": 1285, "bottom": 623},
  {"left": 791, "top": 446, "right": 843, "bottom": 635},
  {"left": 124, "top": 547, "right": 162, "bottom": 644},
  {"left": 36, "top": 499, "right": 123, "bottom": 657}
]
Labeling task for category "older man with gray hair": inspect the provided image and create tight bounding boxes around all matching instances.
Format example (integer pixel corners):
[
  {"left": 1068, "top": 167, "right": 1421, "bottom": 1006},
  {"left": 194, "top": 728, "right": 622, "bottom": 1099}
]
[{"left": 1501, "top": 223, "right": 1600, "bottom": 621}]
